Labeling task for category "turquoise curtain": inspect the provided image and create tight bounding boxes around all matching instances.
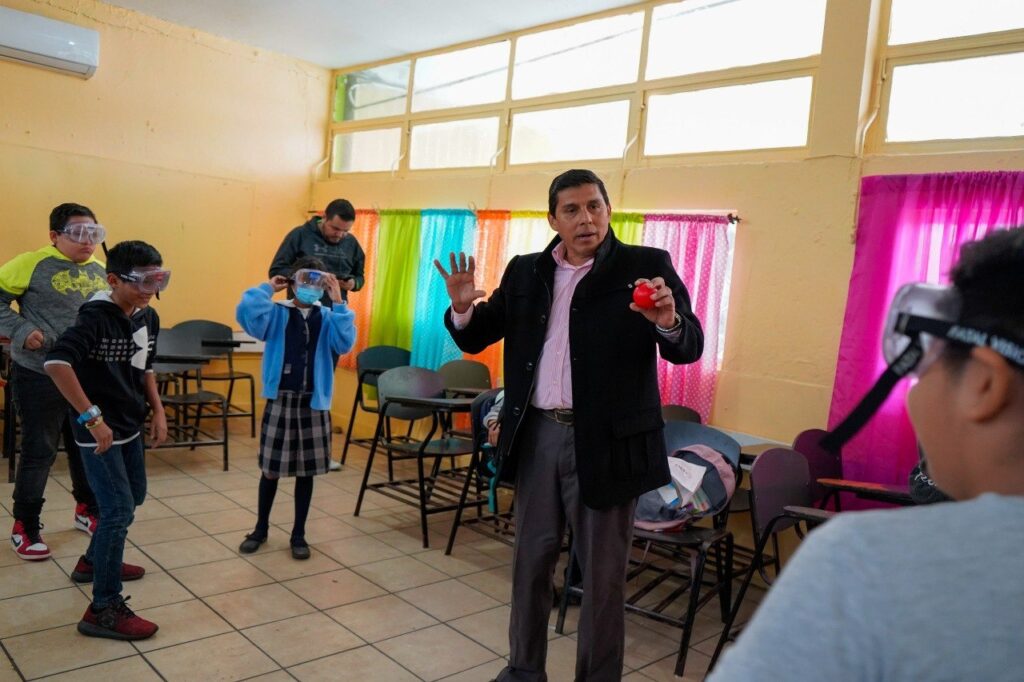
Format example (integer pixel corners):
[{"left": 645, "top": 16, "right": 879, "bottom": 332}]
[
  {"left": 368, "top": 210, "right": 422, "bottom": 350},
  {"left": 410, "top": 209, "right": 477, "bottom": 369}
]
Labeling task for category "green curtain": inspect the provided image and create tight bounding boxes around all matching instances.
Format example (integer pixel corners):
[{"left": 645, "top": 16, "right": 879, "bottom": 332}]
[
  {"left": 368, "top": 210, "right": 422, "bottom": 349},
  {"left": 612, "top": 212, "right": 644, "bottom": 245}
]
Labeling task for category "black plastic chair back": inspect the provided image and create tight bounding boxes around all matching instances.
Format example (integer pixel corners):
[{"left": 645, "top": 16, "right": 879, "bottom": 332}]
[
  {"left": 663, "top": 421, "right": 741, "bottom": 471},
  {"left": 662, "top": 404, "right": 702, "bottom": 424},
  {"left": 174, "top": 319, "right": 232, "bottom": 350},
  {"left": 749, "top": 447, "right": 813, "bottom": 537},
  {"left": 792, "top": 428, "right": 842, "bottom": 505},
  {"left": 438, "top": 359, "right": 492, "bottom": 390},
  {"left": 377, "top": 367, "right": 445, "bottom": 421},
  {"left": 357, "top": 346, "right": 411, "bottom": 388},
  {"left": 156, "top": 326, "right": 204, "bottom": 356}
]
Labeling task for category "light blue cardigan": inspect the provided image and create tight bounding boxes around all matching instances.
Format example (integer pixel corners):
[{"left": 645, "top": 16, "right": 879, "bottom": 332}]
[{"left": 236, "top": 283, "right": 356, "bottom": 410}]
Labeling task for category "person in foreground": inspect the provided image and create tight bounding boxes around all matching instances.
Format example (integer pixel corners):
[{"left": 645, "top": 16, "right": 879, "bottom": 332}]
[
  {"left": 235, "top": 258, "right": 355, "bottom": 560},
  {"left": 43, "top": 241, "right": 170, "bottom": 641},
  {"left": 436, "top": 169, "right": 703, "bottom": 681},
  {"left": 710, "top": 227, "right": 1024, "bottom": 681}
]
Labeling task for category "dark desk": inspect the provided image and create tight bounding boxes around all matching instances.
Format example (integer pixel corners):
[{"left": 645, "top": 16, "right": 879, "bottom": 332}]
[
  {"left": 817, "top": 477, "right": 915, "bottom": 507},
  {"left": 445, "top": 386, "right": 488, "bottom": 398}
]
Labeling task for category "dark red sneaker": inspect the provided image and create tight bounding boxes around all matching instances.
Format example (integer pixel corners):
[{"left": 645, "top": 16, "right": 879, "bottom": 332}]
[
  {"left": 78, "top": 596, "right": 158, "bottom": 640},
  {"left": 70, "top": 556, "right": 146, "bottom": 583}
]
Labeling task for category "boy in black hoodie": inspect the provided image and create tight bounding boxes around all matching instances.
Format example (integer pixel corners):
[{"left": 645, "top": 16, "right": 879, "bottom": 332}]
[{"left": 44, "top": 241, "right": 169, "bottom": 641}]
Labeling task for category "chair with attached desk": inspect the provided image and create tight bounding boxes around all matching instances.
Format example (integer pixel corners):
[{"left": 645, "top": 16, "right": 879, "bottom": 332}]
[
  {"left": 555, "top": 421, "right": 740, "bottom": 678},
  {"left": 153, "top": 327, "right": 230, "bottom": 468},
  {"left": 443, "top": 388, "right": 517, "bottom": 554},
  {"left": 172, "top": 320, "right": 256, "bottom": 437},
  {"left": 340, "top": 345, "right": 410, "bottom": 468},
  {"left": 793, "top": 428, "right": 914, "bottom": 509},
  {"left": 708, "top": 447, "right": 836, "bottom": 671},
  {"left": 352, "top": 366, "right": 483, "bottom": 548}
]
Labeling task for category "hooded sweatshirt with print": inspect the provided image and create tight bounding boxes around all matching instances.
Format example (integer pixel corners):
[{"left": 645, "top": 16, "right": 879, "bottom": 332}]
[{"left": 44, "top": 292, "right": 159, "bottom": 444}]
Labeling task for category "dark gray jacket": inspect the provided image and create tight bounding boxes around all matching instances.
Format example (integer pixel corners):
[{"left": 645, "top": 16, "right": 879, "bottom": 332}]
[{"left": 269, "top": 217, "right": 365, "bottom": 306}]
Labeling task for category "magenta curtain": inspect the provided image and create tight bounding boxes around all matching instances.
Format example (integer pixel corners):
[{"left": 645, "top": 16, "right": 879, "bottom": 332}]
[
  {"left": 829, "top": 172, "right": 1024, "bottom": 485},
  {"left": 642, "top": 214, "right": 732, "bottom": 422}
]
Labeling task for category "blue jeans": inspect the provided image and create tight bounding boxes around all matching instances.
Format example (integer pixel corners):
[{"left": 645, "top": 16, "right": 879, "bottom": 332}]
[{"left": 75, "top": 427, "right": 146, "bottom": 608}]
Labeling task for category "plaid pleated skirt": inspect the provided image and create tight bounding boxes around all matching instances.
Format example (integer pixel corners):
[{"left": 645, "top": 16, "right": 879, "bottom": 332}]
[{"left": 258, "top": 392, "right": 331, "bottom": 477}]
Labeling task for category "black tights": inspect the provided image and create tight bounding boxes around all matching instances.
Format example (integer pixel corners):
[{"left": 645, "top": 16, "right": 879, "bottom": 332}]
[{"left": 253, "top": 474, "right": 314, "bottom": 542}]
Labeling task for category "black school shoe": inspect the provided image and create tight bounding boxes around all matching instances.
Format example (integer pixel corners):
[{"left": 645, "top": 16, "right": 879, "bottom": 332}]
[
  {"left": 238, "top": 532, "right": 267, "bottom": 554},
  {"left": 290, "top": 537, "right": 310, "bottom": 560}
]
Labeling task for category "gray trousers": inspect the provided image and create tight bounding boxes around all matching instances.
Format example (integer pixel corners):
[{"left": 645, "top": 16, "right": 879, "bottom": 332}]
[{"left": 498, "top": 410, "right": 636, "bottom": 682}]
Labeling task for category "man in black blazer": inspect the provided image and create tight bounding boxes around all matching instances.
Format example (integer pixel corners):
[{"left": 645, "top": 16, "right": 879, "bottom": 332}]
[{"left": 435, "top": 169, "right": 703, "bottom": 681}]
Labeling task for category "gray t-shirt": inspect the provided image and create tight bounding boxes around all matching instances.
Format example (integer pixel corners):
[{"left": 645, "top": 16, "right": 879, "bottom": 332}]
[{"left": 710, "top": 493, "right": 1024, "bottom": 682}]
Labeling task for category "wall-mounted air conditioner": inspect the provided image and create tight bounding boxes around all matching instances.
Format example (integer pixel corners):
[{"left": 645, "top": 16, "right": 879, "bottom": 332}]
[{"left": 0, "top": 6, "right": 99, "bottom": 78}]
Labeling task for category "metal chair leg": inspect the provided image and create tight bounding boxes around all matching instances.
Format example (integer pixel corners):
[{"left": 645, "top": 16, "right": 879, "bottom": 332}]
[{"left": 353, "top": 412, "right": 386, "bottom": 516}]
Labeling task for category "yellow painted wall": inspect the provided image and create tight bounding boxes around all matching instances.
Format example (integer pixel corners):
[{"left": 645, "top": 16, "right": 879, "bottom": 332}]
[
  {"left": 312, "top": 0, "right": 1024, "bottom": 444},
  {"left": 0, "top": 0, "right": 330, "bottom": 328}
]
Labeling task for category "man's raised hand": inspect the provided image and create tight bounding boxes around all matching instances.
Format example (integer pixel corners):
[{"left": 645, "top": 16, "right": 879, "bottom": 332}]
[{"left": 433, "top": 252, "right": 485, "bottom": 314}]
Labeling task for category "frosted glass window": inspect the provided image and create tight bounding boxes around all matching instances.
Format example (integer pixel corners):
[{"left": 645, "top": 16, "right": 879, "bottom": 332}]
[
  {"left": 644, "top": 78, "right": 813, "bottom": 155},
  {"left": 412, "top": 42, "right": 510, "bottom": 112},
  {"left": 334, "top": 62, "right": 409, "bottom": 121},
  {"left": 409, "top": 117, "right": 500, "bottom": 169},
  {"left": 887, "top": 53, "right": 1024, "bottom": 142},
  {"left": 332, "top": 128, "right": 402, "bottom": 173},
  {"left": 646, "top": 0, "right": 826, "bottom": 80},
  {"left": 512, "top": 13, "right": 643, "bottom": 100},
  {"left": 510, "top": 100, "right": 630, "bottom": 164},
  {"left": 889, "top": 0, "right": 1024, "bottom": 45}
]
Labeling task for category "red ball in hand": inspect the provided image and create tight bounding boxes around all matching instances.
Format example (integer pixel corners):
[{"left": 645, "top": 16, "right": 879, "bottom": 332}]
[{"left": 633, "top": 282, "right": 656, "bottom": 309}]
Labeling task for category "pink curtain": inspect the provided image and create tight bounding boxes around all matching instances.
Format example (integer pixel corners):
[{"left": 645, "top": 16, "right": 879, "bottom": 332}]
[
  {"left": 642, "top": 214, "right": 732, "bottom": 422},
  {"left": 829, "top": 172, "right": 1024, "bottom": 485}
]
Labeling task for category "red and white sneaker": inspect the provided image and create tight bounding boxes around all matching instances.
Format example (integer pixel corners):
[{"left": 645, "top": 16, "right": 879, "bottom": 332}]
[
  {"left": 73, "top": 503, "right": 98, "bottom": 536},
  {"left": 11, "top": 520, "right": 51, "bottom": 561}
]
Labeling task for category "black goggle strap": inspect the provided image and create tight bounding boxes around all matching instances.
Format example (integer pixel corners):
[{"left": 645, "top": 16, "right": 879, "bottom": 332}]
[
  {"left": 820, "top": 338, "right": 924, "bottom": 453},
  {"left": 901, "top": 314, "right": 1024, "bottom": 369}
]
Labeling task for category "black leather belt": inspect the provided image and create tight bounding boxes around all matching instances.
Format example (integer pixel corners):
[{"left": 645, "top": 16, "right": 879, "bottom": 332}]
[{"left": 536, "top": 408, "right": 574, "bottom": 426}]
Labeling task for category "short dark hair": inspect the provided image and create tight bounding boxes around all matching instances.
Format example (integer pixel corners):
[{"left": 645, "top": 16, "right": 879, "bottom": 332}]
[
  {"left": 49, "top": 203, "right": 96, "bottom": 233},
  {"left": 324, "top": 199, "right": 355, "bottom": 222},
  {"left": 944, "top": 227, "right": 1024, "bottom": 369},
  {"left": 288, "top": 256, "right": 326, "bottom": 278},
  {"left": 106, "top": 241, "right": 162, "bottom": 274},
  {"left": 547, "top": 169, "right": 611, "bottom": 216}
]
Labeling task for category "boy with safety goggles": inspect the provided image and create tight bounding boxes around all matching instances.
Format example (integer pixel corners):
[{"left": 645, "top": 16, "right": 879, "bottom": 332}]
[
  {"left": 43, "top": 240, "right": 169, "bottom": 641},
  {"left": 710, "top": 227, "right": 1024, "bottom": 681},
  {"left": 235, "top": 258, "right": 355, "bottom": 560},
  {"left": 0, "top": 203, "right": 107, "bottom": 561}
]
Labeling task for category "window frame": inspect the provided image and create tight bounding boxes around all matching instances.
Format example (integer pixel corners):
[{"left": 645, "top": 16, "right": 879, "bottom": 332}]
[
  {"left": 867, "top": 0, "right": 1024, "bottom": 153},
  {"left": 326, "top": 1, "right": 830, "bottom": 177}
]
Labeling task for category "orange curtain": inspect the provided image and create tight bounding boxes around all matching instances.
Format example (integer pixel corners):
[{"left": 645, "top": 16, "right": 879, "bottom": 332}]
[
  {"left": 338, "top": 209, "right": 379, "bottom": 369},
  {"left": 463, "top": 210, "right": 510, "bottom": 386}
]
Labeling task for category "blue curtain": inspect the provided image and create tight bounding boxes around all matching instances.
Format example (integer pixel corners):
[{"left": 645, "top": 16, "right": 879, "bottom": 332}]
[{"left": 410, "top": 209, "right": 477, "bottom": 369}]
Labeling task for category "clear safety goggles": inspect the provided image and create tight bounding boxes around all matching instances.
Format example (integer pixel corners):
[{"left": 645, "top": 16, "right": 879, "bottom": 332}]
[
  {"left": 822, "top": 281, "right": 1024, "bottom": 452},
  {"left": 291, "top": 269, "right": 330, "bottom": 290},
  {"left": 57, "top": 222, "right": 106, "bottom": 246},
  {"left": 883, "top": 282, "right": 1024, "bottom": 376},
  {"left": 116, "top": 269, "right": 172, "bottom": 294}
]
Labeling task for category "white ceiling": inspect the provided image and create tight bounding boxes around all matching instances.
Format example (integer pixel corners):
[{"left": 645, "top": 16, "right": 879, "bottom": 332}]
[{"left": 106, "top": 0, "right": 642, "bottom": 69}]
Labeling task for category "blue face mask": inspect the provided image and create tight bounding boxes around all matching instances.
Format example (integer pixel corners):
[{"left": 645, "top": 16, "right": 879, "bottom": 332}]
[{"left": 294, "top": 285, "right": 322, "bottom": 305}]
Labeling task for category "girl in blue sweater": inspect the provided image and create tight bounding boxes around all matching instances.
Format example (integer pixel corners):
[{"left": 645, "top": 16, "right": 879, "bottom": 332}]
[{"left": 235, "top": 257, "right": 355, "bottom": 559}]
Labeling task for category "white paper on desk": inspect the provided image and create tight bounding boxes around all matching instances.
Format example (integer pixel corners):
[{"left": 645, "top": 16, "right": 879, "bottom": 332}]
[{"left": 668, "top": 458, "right": 707, "bottom": 502}]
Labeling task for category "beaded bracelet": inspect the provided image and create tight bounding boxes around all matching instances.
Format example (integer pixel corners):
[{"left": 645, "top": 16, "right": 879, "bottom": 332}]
[{"left": 84, "top": 416, "right": 104, "bottom": 430}]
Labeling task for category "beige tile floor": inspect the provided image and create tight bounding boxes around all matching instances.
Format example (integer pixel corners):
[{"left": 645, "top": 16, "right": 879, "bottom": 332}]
[{"left": 0, "top": 425, "right": 763, "bottom": 681}]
